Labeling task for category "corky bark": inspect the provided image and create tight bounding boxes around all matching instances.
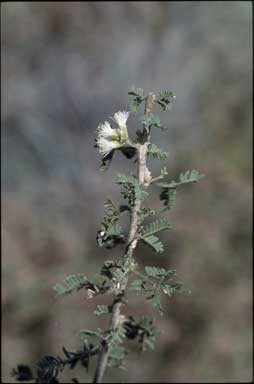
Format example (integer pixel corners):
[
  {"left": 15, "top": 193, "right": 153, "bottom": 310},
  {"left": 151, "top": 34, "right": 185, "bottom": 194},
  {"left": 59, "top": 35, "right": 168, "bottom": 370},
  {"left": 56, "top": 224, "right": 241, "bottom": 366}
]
[{"left": 93, "top": 93, "right": 155, "bottom": 384}]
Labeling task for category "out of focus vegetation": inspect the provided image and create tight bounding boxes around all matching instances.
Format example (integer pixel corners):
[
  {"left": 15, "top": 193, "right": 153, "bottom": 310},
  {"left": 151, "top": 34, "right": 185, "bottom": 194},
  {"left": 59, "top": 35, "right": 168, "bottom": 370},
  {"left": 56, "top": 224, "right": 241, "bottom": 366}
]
[{"left": 2, "top": 2, "right": 252, "bottom": 383}]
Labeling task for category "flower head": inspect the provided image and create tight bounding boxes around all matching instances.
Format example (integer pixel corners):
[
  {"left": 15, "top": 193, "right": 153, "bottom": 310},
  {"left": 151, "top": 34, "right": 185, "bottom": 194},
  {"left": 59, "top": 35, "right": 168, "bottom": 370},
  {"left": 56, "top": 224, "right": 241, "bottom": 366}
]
[
  {"left": 113, "top": 111, "right": 129, "bottom": 128},
  {"left": 98, "top": 121, "right": 115, "bottom": 138},
  {"left": 97, "top": 136, "right": 123, "bottom": 156},
  {"left": 96, "top": 111, "right": 130, "bottom": 157}
]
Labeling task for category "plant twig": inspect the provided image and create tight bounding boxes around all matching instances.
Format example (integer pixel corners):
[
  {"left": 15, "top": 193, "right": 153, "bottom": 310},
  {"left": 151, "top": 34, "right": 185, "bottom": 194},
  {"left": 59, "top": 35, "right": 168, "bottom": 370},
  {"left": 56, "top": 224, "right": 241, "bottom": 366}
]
[
  {"left": 92, "top": 93, "right": 155, "bottom": 383},
  {"left": 144, "top": 174, "right": 165, "bottom": 187}
]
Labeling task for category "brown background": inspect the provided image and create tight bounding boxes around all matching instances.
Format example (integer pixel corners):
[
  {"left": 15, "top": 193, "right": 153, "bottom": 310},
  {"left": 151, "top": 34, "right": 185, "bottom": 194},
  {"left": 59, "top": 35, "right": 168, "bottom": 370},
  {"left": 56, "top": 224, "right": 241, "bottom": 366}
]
[{"left": 2, "top": 2, "right": 252, "bottom": 383}]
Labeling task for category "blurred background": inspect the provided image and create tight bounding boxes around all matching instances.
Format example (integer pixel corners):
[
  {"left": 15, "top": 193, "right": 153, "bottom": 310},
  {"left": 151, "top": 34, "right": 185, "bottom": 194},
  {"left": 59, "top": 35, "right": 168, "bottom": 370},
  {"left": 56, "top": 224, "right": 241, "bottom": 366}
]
[{"left": 2, "top": 2, "right": 252, "bottom": 383}]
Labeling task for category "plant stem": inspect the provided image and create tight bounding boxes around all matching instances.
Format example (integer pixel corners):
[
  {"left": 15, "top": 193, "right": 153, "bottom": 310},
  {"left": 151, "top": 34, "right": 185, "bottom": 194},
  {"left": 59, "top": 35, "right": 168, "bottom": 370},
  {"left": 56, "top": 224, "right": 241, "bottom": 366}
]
[{"left": 92, "top": 93, "right": 155, "bottom": 384}]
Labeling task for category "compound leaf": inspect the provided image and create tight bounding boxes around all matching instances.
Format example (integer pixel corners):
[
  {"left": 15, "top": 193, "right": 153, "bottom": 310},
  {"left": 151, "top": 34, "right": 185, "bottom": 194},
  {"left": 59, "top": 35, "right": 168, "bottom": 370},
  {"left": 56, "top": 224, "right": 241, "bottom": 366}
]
[
  {"left": 94, "top": 305, "right": 109, "bottom": 316},
  {"left": 147, "top": 143, "right": 168, "bottom": 161},
  {"left": 141, "top": 235, "right": 164, "bottom": 253},
  {"left": 142, "top": 219, "right": 172, "bottom": 237}
]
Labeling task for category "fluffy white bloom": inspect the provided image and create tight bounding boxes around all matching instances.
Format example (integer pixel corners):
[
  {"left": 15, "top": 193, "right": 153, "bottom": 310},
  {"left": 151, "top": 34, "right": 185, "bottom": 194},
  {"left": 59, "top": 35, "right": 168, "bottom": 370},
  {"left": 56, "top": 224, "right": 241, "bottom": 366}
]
[
  {"left": 96, "top": 121, "right": 121, "bottom": 156},
  {"left": 96, "top": 111, "right": 130, "bottom": 157},
  {"left": 98, "top": 121, "right": 115, "bottom": 138},
  {"left": 97, "top": 136, "right": 123, "bottom": 156},
  {"left": 113, "top": 111, "right": 129, "bottom": 128}
]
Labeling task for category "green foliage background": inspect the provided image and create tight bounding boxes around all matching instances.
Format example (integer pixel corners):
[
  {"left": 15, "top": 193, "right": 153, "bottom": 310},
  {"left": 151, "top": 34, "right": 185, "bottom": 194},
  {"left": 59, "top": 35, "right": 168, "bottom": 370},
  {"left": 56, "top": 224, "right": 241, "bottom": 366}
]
[{"left": 2, "top": 2, "right": 252, "bottom": 382}]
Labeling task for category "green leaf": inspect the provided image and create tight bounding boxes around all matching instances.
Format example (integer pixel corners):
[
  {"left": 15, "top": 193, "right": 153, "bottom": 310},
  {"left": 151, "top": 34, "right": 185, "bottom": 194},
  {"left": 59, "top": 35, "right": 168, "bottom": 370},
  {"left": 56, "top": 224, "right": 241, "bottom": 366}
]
[
  {"left": 143, "top": 337, "right": 155, "bottom": 351},
  {"left": 104, "top": 199, "right": 119, "bottom": 216},
  {"left": 157, "top": 181, "right": 178, "bottom": 188},
  {"left": 109, "top": 326, "right": 126, "bottom": 348},
  {"left": 79, "top": 328, "right": 102, "bottom": 343},
  {"left": 142, "top": 219, "right": 172, "bottom": 237},
  {"left": 159, "top": 169, "right": 204, "bottom": 189},
  {"left": 155, "top": 89, "right": 176, "bottom": 112},
  {"left": 138, "top": 208, "right": 155, "bottom": 223},
  {"left": 138, "top": 207, "right": 155, "bottom": 222},
  {"left": 145, "top": 266, "right": 170, "bottom": 277},
  {"left": 128, "top": 86, "right": 144, "bottom": 98},
  {"left": 179, "top": 169, "right": 205, "bottom": 183},
  {"left": 128, "top": 86, "right": 145, "bottom": 113},
  {"left": 160, "top": 167, "right": 168, "bottom": 177},
  {"left": 129, "top": 279, "right": 145, "bottom": 292},
  {"left": 80, "top": 329, "right": 101, "bottom": 337},
  {"left": 158, "top": 169, "right": 204, "bottom": 211},
  {"left": 108, "top": 346, "right": 127, "bottom": 369},
  {"left": 152, "top": 295, "right": 163, "bottom": 315},
  {"left": 142, "top": 114, "right": 161, "bottom": 128},
  {"left": 113, "top": 268, "right": 125, "bottom": 283},
  {"left": 141, "top": 235, "right": 164, "bottom": 253},
  {"left": 94, "top": 305, "right": 109, "bottom": 316},
  {"left": 147, "top": 143, "right": 168, "bottom": 161},
  {"left": 116, "top": 174, "right": 148, "bottom": 206},
  {"left": 108, "top": 346, "right": 126, "bottom": 360},
  {"left": 157, "top": 89, "right": 176, "bottom": 99},
  {"left": 156, "top": 100, "right": 172, "bottom": 112},
  {"left": 99, "top": 152, "right": 114, "bottom": 172},
  {"left": 162, "top": 282, "right": 184, "bottom": 297},
  {"left": 106, "top": 224, "right": 124, "bottom": 239},
  {"left": 97, "top": 199, "right": 125, "bottom": 248},
  {"left": 53, "top": 274, "right": 88, "bottom": 296},
  {"left": 123, "top": 316, "right": 158, "bottom": 352},
  {"left": 160, "top": 188, "right": 177, "bottom": 211}
]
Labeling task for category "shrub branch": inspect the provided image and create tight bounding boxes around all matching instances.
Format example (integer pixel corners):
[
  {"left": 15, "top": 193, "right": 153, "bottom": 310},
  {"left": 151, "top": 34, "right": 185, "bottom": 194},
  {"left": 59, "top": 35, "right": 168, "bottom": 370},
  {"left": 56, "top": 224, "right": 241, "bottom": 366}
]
[{"left": 92, "top": 93, "right": 155, "bottom": 383}]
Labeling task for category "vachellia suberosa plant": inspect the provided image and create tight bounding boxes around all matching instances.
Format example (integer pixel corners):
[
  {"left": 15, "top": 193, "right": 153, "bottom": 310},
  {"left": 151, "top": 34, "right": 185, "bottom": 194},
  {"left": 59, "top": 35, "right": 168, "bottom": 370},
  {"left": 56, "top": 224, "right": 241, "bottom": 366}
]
[{"left": 12, "top": 88, "right": 204, "bottom": 383}]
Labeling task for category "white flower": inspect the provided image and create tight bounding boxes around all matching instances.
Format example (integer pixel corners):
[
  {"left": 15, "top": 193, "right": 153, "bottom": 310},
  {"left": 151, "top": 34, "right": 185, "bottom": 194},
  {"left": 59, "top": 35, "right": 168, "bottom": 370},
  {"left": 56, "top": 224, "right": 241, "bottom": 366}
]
[
  {"left": 98, "top": 121, "right": 115, "bottom": 138},
  {"left": 96, "top": 111, "right": 130, "bottom": 157},
  {"left": 113, "top": 111, "right": 129, "bottom": 128},
  {"left": 97, "top": 136, "right": 123, "bottom": 156}
]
